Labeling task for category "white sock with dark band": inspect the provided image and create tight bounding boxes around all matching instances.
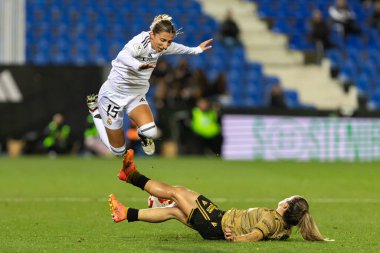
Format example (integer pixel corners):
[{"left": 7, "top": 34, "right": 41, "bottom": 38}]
[
  {"left": 90, "top": 109, "right": 110, "bottom": 149},
  {"left": 138, "top": 122, "right": 157, "bottom": 139}
]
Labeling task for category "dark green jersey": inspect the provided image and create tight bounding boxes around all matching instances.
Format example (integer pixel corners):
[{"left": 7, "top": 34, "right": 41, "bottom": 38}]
[{"left": 221, "top": 208, "right": 291, "bottom": 240}]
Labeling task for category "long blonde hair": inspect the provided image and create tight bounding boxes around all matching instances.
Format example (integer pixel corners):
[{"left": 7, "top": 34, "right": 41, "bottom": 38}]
[
  {"left": 283, "top": 196, "right": 326, "bottom": 241},
  {"left": 150, "top": 14, "right": 175, "bottom": 34}
]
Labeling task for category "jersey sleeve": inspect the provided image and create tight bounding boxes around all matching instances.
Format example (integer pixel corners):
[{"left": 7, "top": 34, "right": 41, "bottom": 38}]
[
  {"left": 163, "top": 42, "right": 203, "bottom": 55},
  {"left": 252, "top": 215, "right": 276, "bottom": 238},
  {"left": 116, "top": 34, "right": 146, "bottom": 70}
]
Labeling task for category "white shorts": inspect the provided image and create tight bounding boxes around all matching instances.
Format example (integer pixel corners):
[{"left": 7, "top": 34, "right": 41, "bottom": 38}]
[{"left": 98, "top": 81, "right": 149, "bottom": 130}]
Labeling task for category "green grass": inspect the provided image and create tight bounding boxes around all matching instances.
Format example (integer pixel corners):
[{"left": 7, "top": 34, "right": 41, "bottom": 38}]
[{"left": 0, "top": 156, "right": 379, "bottom": 253}]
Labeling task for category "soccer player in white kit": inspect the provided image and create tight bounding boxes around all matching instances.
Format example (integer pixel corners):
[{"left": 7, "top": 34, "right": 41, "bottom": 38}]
[{"left": 86, "top": 14, "right": 213, "bottom": 156}]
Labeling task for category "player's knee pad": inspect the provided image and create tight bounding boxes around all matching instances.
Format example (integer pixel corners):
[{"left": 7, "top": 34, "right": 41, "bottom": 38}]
[
  {"left": 139, "top": 122, "right": 157, "bottom": 139},
  {"left": 109, "top": 142, "right": 126, "bottom": 157}
]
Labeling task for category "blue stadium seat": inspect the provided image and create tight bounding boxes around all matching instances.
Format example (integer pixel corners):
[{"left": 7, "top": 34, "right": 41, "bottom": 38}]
[
  {"left": 355, "top": 74, "right": 372, "bottom": 94},
  {"left": 370, "top": 89, "right": 380, "bottom": 107},
  {"left": 272, "top": 18, "right": 292, "bottom": 34},
  {"left": 327, "top": 49, "right": 344, "bottom": 67},
  {"left": 33, "top": 52, "right": 50, "bottom": 65},
  {"left": 339, "top": 60, "right": 358, "bottom": 81},
  {"left": 284, "top": 90, "right": 301, "bottom": 108},
  {"left": 246, "top": 62, "right": 263, "bottom": 73},
  {"left": 243, "top": 94, "right": 265, "bottom": 107},
  {"left": 347, "top": 49, "right": 362, "bottom": 64},
  {"left": 264, "top": 76, "right": 281, "bottom": 87},
  {"left": 361, "top": 62, "right": 377, "bottom": 77},
  {"left": 289, "top": 33, "right": 315, "bottom": 51}
]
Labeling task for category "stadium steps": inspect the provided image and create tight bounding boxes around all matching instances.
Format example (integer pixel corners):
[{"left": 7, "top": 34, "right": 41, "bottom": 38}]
[
  {"left": 198, "top": 0, "right": 358, "bottom": 110},
  {"left": 265, "top": 60, "right": 358, "bottom": 110},
  {"left": 199, "top": 0, "right": 303, "bottom": 65}
]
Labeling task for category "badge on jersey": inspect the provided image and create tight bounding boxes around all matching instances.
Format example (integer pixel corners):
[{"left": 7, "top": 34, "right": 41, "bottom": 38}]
[
  {"left": 106, "top": 117, "right": 112, "bottom": 126},
  {"left": 133, "top": 44, "right": 143, "bottom": 54}
]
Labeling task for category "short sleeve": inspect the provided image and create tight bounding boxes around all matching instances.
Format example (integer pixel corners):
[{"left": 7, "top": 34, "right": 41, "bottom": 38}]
[{"left": 253, "top": 215, "right": 276, "bottom": 238}]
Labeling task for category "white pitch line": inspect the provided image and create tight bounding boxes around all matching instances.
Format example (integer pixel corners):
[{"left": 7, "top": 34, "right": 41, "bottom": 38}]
[{"left": 0, "top": 197, "right": 379, "bottom": 204}]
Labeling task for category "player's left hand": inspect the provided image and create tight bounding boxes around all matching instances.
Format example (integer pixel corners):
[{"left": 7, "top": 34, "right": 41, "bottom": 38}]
[{"left": 199, "top": 39, "right": 213, "bottom": 52}]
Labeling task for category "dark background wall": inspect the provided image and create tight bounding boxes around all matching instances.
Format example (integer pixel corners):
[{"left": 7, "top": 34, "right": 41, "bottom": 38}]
[{"left": 0, "top": 66, "right": 103, "bottom": 141}]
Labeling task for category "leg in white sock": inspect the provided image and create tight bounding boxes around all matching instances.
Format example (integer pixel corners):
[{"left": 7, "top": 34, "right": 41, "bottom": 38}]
[
  {"left": 90, "top": 109, "right": 110, "bottom": 149},
  {"left": 138, "top": 122, "right": 157, "bottom": 139},
  {"left": 137, "top": 122, "right": 157, "bottom": 155}
]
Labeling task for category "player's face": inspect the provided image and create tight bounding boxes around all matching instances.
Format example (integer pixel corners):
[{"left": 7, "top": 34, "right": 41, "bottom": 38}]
[
  {"left": 150, "top": 31, "right": 175, "bottom": 52},
  {"left": 277, "top": 196, "right": 296, "bottom": 208}
]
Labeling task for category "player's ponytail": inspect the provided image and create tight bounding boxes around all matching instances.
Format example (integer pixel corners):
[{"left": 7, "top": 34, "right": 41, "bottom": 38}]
[
  {"left": 150, "top": 14, "right": 176, "bottom": 35},
  {"left": 283, "top": 196, "right": 328, "bottom": 241},
  {"left": 298, "top": 211, "right": 325, "bottom": 241}
]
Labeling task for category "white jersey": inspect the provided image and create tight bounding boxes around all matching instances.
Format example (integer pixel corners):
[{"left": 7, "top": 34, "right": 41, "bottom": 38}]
[{"left": 106, "top": 31, "right": 203, "bottom": 95}]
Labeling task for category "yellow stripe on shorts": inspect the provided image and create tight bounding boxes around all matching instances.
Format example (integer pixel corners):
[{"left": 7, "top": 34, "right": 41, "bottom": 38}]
[
  {"left": 187, "top": 208, "right": 195, "bottom": 225},
  {"left": 196, "top": 198, "right": 210, "bottom": 221}
]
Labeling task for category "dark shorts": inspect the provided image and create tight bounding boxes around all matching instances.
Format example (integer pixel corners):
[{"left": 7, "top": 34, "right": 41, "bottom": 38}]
[{"left": 187, "top": 195, "right": 225, "bottom": 240}]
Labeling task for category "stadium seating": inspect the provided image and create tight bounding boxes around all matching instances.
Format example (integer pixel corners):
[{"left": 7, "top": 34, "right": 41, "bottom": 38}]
[
  {"left": 250, "top": 0, "right": 380, "bottom": 108},
  {"left": 26, "top": 0, "right": 307, "bottom": 108}
]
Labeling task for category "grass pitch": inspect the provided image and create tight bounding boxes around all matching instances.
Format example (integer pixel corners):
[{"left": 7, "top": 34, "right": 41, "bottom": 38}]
[{"left": 0, "top": 156, "right": 379, "bottom": 253}]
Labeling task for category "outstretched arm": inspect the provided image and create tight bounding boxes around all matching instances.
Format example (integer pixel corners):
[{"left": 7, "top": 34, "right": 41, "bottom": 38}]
[
  {"left": 224, "top": 228, "right": 263, "bottom": 242},
  {"left": 163, "top": 38, "right": 214, "bottom": 55}
]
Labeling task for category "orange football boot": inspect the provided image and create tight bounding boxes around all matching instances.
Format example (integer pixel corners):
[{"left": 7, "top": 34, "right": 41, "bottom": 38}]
[
  {"left": 118, "top": 149, "right": 136, "bottom": 182},
  {"left": 109, "top": 194, "right": 127, "bottom": 223}
]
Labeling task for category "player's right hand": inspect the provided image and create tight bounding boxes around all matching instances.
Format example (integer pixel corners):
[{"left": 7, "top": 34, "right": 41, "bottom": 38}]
[
  {"left": 224, "top": 227, "right": 235, "bottom": 242},
  {"left": 139, "top": 63, "right": 156, "bottom": 70}
]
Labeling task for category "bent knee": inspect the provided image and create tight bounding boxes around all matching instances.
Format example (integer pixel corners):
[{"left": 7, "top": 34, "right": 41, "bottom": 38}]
[
  {"left": 170, "top": 186, "right": 188, "bottom": 198},
  {"left": 168, "top": 207, "right": 186, "bottom": 221}
]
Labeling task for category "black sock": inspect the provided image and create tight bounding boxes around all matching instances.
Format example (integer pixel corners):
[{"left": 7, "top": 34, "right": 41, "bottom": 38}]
[
  {"left": 127, "top": 208, "right": 139, "bottom": 222},
  {"left": 130, "top": 171, "right": 150, "bottom": 190}
]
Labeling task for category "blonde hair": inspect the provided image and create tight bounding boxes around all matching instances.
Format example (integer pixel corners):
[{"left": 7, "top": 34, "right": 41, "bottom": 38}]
[
  {"left": 298, "top": 211, "right": 325, "bottom": 241},
  {"left": 150, "top": 14, "right": 176, "bottom": 34},
  {"left": 283, "top": 196, "right": 327, "bottom": 241}
]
